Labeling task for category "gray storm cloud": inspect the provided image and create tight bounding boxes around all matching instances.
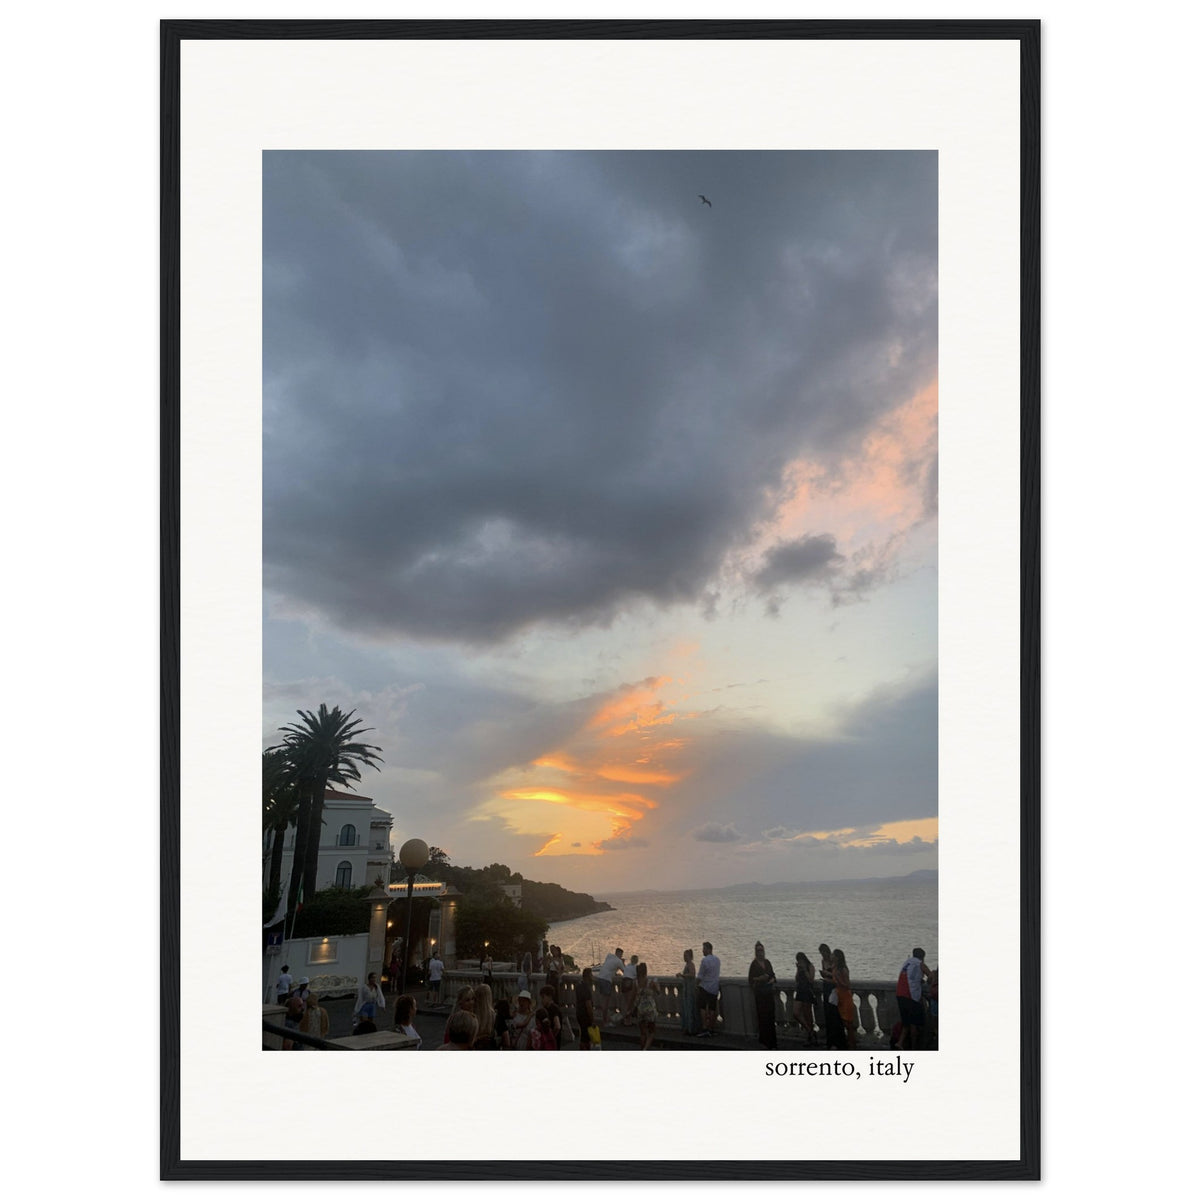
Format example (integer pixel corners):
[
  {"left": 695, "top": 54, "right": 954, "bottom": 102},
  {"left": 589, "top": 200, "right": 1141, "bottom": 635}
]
[
  {"left": 658, "top": 674, "right": 938, "bottom": 840},
  {"left": 594, "top": 836, "right": 650, "bottom": 851},
  {"left": 264, "top": 150, "right": 937, "bottom": 645},
  {"left": 752, "top": 534, "right": 844, "bottom": 591},
  {"left": 692, "top": 822, "right": 743, "bottom": 843}
]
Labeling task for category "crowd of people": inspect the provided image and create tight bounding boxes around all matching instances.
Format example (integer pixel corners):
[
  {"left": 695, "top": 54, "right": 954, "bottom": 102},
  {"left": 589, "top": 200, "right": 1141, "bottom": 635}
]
[
  {"left": 272, "top": 964, "right": 332, "bottom": 1049},
  {"left": 561, "top": 939, "right": 937, "bottom": 1051},
  {"left": 272, "top": 938, "right": 938, "bottom": 1052},
  {"left": 419, "top": 970, "right": 580, "bottom": 1050}
]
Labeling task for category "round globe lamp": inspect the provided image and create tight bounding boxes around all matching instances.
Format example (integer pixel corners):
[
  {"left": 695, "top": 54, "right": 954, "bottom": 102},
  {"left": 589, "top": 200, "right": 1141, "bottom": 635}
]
[{"left": 398, "top": 838, "right": 430, "bottom": 993}]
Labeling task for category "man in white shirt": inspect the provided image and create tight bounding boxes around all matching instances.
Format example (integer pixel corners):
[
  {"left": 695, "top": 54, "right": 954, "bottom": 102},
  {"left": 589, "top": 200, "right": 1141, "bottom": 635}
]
[
  {"left": 275, "top": 965, "right": 294, "bottom": 1003},
  {"left": 427, "top": 951, "right": 444, "bottom": 1005},
  {"left": 896, "top": 948, "right": 931, "bottom": 1050},
  {"left": 696, "top": 942, "right": 721, "bottom": 1037},
  {"left": 594, "top": 948, "right": 625, "bottom": 1025}
]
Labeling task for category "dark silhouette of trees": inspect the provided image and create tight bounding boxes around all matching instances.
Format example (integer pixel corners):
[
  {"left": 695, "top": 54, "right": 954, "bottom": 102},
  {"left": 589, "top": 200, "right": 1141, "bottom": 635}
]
[
  {"left": 269, "top": 704, "right": 383, "bottom": 911},
  {"left": 262, "top": 748, "right": 301, "bottom": 906}
]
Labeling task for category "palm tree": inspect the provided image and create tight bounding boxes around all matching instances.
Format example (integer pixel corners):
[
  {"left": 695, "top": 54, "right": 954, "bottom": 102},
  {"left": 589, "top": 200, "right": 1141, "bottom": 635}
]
[
  {"left": 270, "top": 704, "right": 383, "bottom": 910},
  {"left": 262, "top": 748, "right": 301, "bottom": 902}
]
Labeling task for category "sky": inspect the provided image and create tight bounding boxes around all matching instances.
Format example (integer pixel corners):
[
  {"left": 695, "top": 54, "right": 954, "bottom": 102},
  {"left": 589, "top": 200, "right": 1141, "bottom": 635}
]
[{"left": 262, "top": 150, "right": 938, "bottom": 895}]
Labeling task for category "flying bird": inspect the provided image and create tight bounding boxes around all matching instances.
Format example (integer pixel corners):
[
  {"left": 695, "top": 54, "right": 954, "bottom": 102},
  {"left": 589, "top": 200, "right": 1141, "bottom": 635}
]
[{"left": 698, "top": 194, "right": 712, "bottom": 208}]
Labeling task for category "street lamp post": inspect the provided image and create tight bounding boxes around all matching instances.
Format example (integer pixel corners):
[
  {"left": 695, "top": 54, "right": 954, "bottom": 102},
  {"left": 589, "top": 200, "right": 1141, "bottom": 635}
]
[{"left": 398, "top": 838, "right": 429, "bottom": 994}]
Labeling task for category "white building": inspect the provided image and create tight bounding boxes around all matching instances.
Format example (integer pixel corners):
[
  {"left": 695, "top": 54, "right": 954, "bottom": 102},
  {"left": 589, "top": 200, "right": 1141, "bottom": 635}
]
[{"left": 271, "top": 788, "right": 394, "bottom": 891}]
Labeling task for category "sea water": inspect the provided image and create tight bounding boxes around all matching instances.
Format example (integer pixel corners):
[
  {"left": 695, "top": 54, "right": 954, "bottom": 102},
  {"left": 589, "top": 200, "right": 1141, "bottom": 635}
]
[{"left": 548, "top": 877, "right": 937, "bottom": 981}]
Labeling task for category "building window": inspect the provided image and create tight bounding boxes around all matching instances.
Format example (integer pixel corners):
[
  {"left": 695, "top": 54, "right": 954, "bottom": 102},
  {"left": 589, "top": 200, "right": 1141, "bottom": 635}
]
[
  {"left": 338, "top": 823, "right": 356, "bottom": 846},
  {"left": 335, "top": 861, "right": 353, "bottom": 889}
]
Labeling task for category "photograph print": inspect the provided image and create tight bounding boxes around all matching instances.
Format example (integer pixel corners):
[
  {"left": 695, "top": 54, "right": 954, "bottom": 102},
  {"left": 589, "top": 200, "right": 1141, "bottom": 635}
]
[{"left": 261, "top": 149, "right": 940, "bottom": 1057}]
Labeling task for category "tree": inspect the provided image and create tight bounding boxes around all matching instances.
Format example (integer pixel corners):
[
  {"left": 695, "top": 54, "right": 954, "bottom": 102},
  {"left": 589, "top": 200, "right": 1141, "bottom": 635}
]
[
  {"left": 455, "top": 894, "right": 548, "bottom": 961},
  {"left": 270, "top": 704, "right": 383, "bottom": 910},
  {"left": 262, "top": 748, "right": 301, "bottom": 904},
  {"left": 288, "top": 886, "right": 373, "bottom": 939}
]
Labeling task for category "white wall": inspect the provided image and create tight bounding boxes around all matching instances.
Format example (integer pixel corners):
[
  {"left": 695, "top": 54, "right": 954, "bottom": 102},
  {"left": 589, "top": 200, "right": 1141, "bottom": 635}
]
[
  {"left": 265, "top": 932, "right": 370, "bottom": 1000},
  {"left": 275, "top": 794, "right": 394, "bottom": 891}
]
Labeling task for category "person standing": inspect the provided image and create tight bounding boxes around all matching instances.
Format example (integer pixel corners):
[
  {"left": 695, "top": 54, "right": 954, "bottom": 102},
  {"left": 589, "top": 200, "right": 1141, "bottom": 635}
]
[
  {"left": 531, "top": 1007, "right": 557, "bottom": 1050},
  {"left": 678, "top": 948, "right": 701, "bottom": 1036},
  {"left": 818, "top": 943, "right": 846, "bottom": 1050},
  {"left": 793, "top": 952, "right": 818, "bottom": 1047},
  {"left": 927, "top": 968, "right": 938, "bottom": 1048},
  {"left": 299, "top": 991, "right": 330, "bottom": 1045},
  {"left": 620, "top": 955, "right": 640, "bottom": 1025},
  {"left": 354, "top": 972, "right": 387, "bottom": 1028},
  {"left": 539, "top": 985, "right": 565, "bottom": 1049},
  {"left": 832, "top": 948, "right": 857, "bottom": 1050},
  {"left": 895, "top": 947, "right": 930, "bottom": 1050},
  {"left": 634, "top": 961, "right": 660, "bottom": 1050},
  {"left": 393, "top": 993, "right": 422, "bottom": 1049},
  {"left": 575, "top": 967, "right": 597, "bottom": 1050},
  {"left": 594, "top": 947, "right": 625, "bottom": 1026},
  {"left": 275, "top": 964, "right": 293, "bottom": 1005},
  {"left": 517, "top": 950, "right": 533, "bottom": 996},
  {"left": 427, "top": 950, "right": 444, "bottom": 1006},
  {"left": 696, "top": 941, "right": 721, "bottom": 1038},
  {"left": 473, "top": 983, "right": 497, "bottom": 1050},
  {"left": 387, "top": 947, "right": 402, "bottom": 994},
  {"left": 442, "top": 986, "right": 476, "bottom": 1043},
  {"left": 509, "top": 989, "right": 537, "bottom": 1049},
  {"left": 282, "top": 987, "right": 306, "bottom": 1050},
  {"left": 748, "top": 942, "right": 778, "bottom": 1050},
  {"left": 545, "top": 945, "right": 564, "bottom": 1001}
]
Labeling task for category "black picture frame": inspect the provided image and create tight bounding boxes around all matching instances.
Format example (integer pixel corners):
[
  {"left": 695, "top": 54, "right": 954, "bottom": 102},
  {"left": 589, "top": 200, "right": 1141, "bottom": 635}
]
[{"left": 161, "top": 18, "right": 1039, "bottom": 1182}]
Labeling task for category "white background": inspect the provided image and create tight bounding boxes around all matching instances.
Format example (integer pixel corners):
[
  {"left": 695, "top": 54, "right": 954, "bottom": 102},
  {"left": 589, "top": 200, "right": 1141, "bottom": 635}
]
[
  {"left": 180, "top": 33, "right": 1017, "bottom": 1165},
  {"left": 3, "top": 0, "right": 1195, "bottom": 1195}
]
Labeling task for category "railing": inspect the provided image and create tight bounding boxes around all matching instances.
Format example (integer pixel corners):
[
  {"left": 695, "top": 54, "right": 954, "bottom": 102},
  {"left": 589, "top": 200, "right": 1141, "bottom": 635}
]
[
  {"left": 263, "top": 1011, "right": 419, "bottom": 1051},
  {"left": 441, "top": 969, "right": 903, "bottom": 1042},
  {"left": 263, "top": 1015, "right": 352, "bottom": 1050}
]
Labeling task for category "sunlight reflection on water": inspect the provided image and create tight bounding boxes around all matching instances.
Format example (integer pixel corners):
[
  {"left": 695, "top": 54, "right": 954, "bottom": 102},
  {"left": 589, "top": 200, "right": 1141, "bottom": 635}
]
[{"left": 549, "top": 878, "right": 937, "bottom": 980}]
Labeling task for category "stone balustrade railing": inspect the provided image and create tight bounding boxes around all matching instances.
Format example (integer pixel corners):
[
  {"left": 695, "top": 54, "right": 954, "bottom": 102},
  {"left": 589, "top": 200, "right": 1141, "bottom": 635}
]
[{"left": 441, "top": 969, "right": 902, "bottom": 1043}]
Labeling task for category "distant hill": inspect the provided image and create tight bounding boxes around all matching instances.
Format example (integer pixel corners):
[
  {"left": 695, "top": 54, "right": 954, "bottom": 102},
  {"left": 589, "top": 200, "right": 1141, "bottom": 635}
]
[
  {"left": 520, "top": 878, "right": 615, "bottom": 922},
  {"left": 420, "top": 855, "right": 613, "bottom": 922}
]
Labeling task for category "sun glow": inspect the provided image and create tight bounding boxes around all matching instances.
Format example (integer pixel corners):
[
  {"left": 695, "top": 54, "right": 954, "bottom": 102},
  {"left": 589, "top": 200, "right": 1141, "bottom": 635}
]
[{"left": 477, "top": 675, "right": 696, "bottom": 856}]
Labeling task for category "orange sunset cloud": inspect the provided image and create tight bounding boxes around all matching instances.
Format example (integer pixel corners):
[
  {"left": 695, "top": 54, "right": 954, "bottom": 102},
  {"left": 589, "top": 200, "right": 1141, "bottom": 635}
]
[
  {"left": 481, "top": 676, "right": 695, "bottom": 856},
  {"left": 767, "top": 379, "right": 937, "bottom": 553}
]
